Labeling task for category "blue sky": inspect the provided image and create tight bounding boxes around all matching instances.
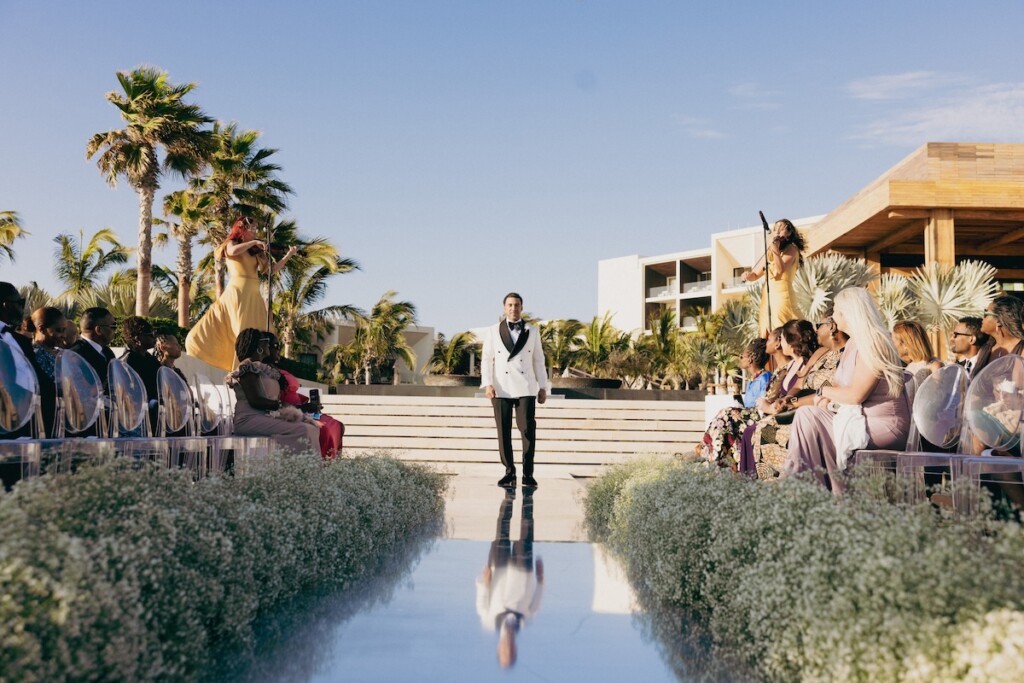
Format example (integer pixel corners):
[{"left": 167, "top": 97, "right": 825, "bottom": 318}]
[{"left": 2, "top": 1, "right": 1023, "bottom": 336}]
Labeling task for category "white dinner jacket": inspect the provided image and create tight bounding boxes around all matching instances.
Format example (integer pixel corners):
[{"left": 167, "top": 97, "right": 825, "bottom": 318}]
[{"left": 481, "top": 320, "right": 549, "bottom": 399}]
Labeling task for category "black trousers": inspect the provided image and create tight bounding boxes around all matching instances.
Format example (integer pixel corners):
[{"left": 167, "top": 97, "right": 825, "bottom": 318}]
[{"left": 491, "top": 396, "right": 536, "bottom": 478}]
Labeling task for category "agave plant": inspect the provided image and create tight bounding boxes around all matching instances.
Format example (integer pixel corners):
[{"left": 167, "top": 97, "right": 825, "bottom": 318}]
[
  {"left": 907, "top": 260, "right": 998, "bottom": 334},
  {"left": 793, "top": 252, "right": 877, "bottom": 321}
]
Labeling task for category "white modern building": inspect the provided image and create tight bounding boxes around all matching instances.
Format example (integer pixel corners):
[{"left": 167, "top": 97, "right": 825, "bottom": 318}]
[{"left": 597, "top": 216, "right": 824, "bottom": 334}]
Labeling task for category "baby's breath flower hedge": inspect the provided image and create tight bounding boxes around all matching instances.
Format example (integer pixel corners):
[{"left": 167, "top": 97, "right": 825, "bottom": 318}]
[
  {"left": 585, "top": 458, "right": 1024, "bottom": 682},
  {"left": 0, "top": 452, "right": 446, "bottom": 682}
]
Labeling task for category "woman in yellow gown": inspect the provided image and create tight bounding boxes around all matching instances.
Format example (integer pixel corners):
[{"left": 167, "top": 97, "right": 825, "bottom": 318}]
[
  {"left": 743, "top": 218, "right": 804, "bottom": 336},
  {"left": 185, "top": 217, "right": 297, "bottom": 371}
]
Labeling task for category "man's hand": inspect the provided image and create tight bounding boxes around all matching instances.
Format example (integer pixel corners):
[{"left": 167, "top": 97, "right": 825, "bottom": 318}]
[
  {"left": 485, "top": 385, "right": 496, "bottom": 399},
  {"left": 537, "top": 388, "right": 547, "bottom": 404}
]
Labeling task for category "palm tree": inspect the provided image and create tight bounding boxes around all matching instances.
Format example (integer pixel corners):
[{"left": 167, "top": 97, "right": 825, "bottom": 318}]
[
  {"left": 52, "top": 228, "right": 131, "bottom": 309},
  {"left": 320, "top": 342, "right": 359, "bottom": 385},
  {"left": 150, "top": 264, "right": 214, "bottom": 323},
  {"left": 154, "top": 188, "right": 213, "bottom": 327},
  {"left": 274, "top": 255, "right": 361, "bottom": 359},
  {"left": 0, "top": 211, "right": 28, "bottom": 263},
  {"left": 428, "top": 331, "right": 477, "bottom": 375},
  {"left": 348, "top": 291, "right": 418, "bottom": 384},
  {"left": 80, "top": 269, "right": 176, "bottom": 320},
  {"left": 19, "top": 282, "right": 56, "bottom": 316},
  {"left": 193, "top": 122, "right": 292, "bottom": 296},
  {"left": 575, "top": 313, "right": 630, "bottom": 377},
  {"left": 86, "top": 66, "right": 214, "bottom": 316},
  {"left": 539, "top": 319, "right": 584, "bottom": 378}
]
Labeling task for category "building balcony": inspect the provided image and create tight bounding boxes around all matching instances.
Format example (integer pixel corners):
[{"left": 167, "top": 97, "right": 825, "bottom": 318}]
[
  {"left": 646, "top": 285, "right": 678, "bottom": 298},
  {"left": 682, "top": 280, "right": 712, "bottom": 294}
]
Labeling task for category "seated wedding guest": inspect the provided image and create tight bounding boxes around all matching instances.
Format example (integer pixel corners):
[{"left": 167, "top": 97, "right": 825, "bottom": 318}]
[
  {"left": 782, "top": 287, "right": 910, "bottom": 493},
  {"left": 951, "top": 316, "right": 989, "bottom": 380},
  {"left": 265, "top": 333, "right": 344, "bottom": 458},
  {"left": 119, "top": 317, "right": 162, "bottom": 433},
  {"left": 892, "top": 320, "right": 943, "bottom": 386},
  {"left": 18, "top": 315, "right": 34, "bottom": 339},
  {"left": 69, "top": 307, "right": 116, "bottom": 393},
  {"left": 696, "top": 337, "right": 772, "bottom": 470},
  {"left": 226, "top": 328, "right": 320, "bottom": 453},
  {"left": 746, "top": 318, "right": 840, "bottom": 479},
  {"left": 155, "top": 333, "right": 187, "bottom": 382},
  {"left": 982, "top": 295, "right": 1024, "bottom": 359},
  {"left": 0, "top": 283, "right": 55, "bottom": 451},
  {"left": 62, "top": 319, "right": 79, "bottom": 348},
  {"left": 31, "top": 306, "right": 67, "bottom": 383}
]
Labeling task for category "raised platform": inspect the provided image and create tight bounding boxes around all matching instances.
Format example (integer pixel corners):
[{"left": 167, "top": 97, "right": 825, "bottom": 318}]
[{"left": 324, "top": 394, "right": 704, "bottom": 475}]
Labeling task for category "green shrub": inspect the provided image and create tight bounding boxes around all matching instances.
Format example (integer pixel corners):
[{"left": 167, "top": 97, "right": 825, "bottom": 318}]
[
  {"left": 0, "top": 453, "right": 446, "bottom": 682},
  {"left": 585, "top": 460, "right": 1024, "bottom": 682}
]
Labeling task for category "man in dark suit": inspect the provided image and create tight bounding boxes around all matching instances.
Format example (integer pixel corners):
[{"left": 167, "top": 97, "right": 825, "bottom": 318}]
[
  {"left": 951, "top": 316, "right": 989, "bottom": 380},
  {"left": 0, "top": 282, "right": 56, "bottom": 488},
  {"left": 69, "top": 307, "right": 116, "bottom": 393},
  {"left": 120, "top": 316, "right": 161, "bottom": 433}
]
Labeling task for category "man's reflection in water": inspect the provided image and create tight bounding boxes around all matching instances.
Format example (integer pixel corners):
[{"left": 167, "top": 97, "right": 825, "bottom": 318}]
[{"left": 476, "top": 487, "right": 544, "bottom": 668}]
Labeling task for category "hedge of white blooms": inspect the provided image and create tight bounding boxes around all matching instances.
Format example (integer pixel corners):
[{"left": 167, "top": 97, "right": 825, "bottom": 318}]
[
  {"left": 0, "top": 453, "right": 447, "bottom": 682},
  {"left": 585, "top": 459, "right": 1024, "bottom": 682}
]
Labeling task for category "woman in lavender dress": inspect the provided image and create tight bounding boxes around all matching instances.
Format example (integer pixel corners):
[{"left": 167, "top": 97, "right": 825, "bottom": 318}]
[{"left": 782, "top": 288, "right": 910, "bottom": 492}]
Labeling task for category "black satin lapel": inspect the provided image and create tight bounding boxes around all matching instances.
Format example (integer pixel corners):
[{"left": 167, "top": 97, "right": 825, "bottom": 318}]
[
  {"left": 509, "top": 328, "right": 528, "bottom": 360},
  {"left": 499, "top": 323, "right": 514, "bottom": 353}
]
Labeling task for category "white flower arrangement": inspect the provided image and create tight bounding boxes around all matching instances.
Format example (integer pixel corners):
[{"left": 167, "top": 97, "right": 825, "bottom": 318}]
[
  {"left": 585, "top": 458, "right": 1024, "bottom": 682},
  {"left": 0, "top": 452, "right": 447, "bottom": 681}
]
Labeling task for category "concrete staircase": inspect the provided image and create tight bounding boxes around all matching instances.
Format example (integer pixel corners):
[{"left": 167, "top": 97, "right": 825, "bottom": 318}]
[{"left": 322, "top": 394, "right": 705, "bottom": 475}]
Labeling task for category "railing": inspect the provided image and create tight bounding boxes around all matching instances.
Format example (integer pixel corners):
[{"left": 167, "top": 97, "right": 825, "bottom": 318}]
[
  {"left": 647, "top": 285, "right": 678, "bottom": 298},
  {"left": 682, "top": 280, "right": 712, "bottom": 294}
]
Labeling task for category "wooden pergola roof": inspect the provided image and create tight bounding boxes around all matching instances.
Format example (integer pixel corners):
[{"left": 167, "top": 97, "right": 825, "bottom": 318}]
[{"left": 807, "top": 143, "right": 1024, "bottom": 263}]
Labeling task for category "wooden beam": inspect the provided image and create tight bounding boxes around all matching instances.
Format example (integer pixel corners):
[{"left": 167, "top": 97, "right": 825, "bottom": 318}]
[
  {"left": 979, "top": 225, "right": 1024, "bottom": 250},
  {"left": 888, "top": 209, "right": 931, "bottom": 220},
  {"left": 866, "top": 221, "right": 923, "bottom": 253},
  {"left": 924, "top": 209, "right": 956, "bottom": 268},
  {"left": 954, "top": 209, "right": 1024, "bottom": 222}
]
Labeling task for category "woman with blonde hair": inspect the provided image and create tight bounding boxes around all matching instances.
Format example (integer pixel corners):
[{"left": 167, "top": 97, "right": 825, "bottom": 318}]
[
  {"left": 892, "top": 320, "right": 942, "bottom": 386},
  {"left": 782, "top": 287, "right": 910, "bottom": 491}
]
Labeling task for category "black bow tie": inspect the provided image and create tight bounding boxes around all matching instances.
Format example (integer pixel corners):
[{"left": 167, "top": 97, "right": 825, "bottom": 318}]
[{"left": 508, "top": 321, "right": 523, "bottom": 331}]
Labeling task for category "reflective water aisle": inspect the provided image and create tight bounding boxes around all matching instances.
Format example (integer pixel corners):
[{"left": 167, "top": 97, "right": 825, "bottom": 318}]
[{"left": 232, "top": 470, "right": 680, "bottom": 682}]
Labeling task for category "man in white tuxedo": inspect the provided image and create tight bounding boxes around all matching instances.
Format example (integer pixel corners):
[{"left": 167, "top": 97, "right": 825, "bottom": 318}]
[{"left": 481, "top": 292, "right": 549, "bottom": 488}]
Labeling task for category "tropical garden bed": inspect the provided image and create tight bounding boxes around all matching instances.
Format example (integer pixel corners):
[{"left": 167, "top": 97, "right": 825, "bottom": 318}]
[
  {"left": 584, "top": 458, "right": 1024, "bottom": 682},
  {"left": 0, "top": 452, "right": 447, "bottom": 682}
]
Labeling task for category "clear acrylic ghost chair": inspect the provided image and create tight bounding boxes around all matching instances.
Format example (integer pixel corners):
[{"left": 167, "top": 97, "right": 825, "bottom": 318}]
[
  {"left": 166, "top": 436, "right": 212, "bottom": 477},
  {"left": 37, "top": 438, "right": 118, "bottom": 475},
  {"left": 54, "top": 349, "right": 105, "bottom": 438},
  {"left": 193, "top": 373, "right": 226, "bottom": 436},
  {"left": 895, "top": 364, "right": 971, "bottom": 503},
  {"left": 0, "top": 339, "right": 44, "bottom": 438},
  {"left": 108, "top": 359, "right": 150, "bottom": 438},
  {"left": 157, "top": 367, "right": 193, "bottom": 437},
  {"left": 0, "top": 441, "right": 41, "bottom": 488}
]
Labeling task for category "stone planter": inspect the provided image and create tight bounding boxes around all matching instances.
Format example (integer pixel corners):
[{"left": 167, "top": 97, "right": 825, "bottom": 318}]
[
  {"left": 422, "top": 374, "right": 480, "bottom": 387},
  {"left": 550, "top": 376, "right": 623, "bottom": 390}
]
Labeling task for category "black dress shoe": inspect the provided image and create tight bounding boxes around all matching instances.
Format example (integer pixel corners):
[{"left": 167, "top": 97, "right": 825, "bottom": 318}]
[
  {"left": 521, "top": 475, "right": 538, "bottom": 488},
  {"left": 497, "top": 474, "right": 517, "bottom": 487}
]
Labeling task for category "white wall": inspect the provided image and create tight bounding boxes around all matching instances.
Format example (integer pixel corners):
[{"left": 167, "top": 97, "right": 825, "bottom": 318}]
[{"left": 597, "top": 255, "right": 643, "bottom": 332}]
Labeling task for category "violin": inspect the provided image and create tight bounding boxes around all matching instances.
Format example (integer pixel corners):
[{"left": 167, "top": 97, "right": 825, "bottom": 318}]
[{"left": 245, "top": 241, "right": 300, "bottom": 258}]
